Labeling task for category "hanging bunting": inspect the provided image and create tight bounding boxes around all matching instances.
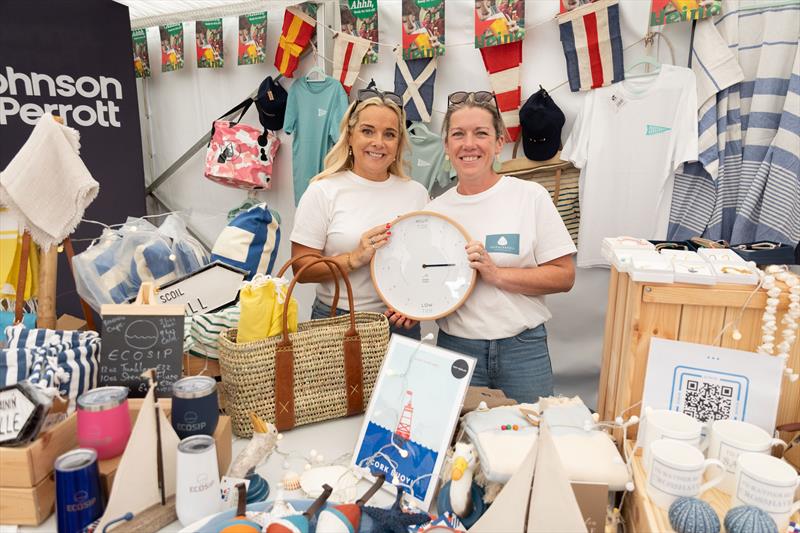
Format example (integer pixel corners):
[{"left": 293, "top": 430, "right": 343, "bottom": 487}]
[
  {"left": 401, "top": 0, "right": 445, "bottom": 60},
  {"left": 196, "top": 19, "right": 224, "bottom": 68},
  {"left": 557, "top": 0, "right": 624, "bottom": 92},
  {"left": 159, "top": 23, "right": 185, "bottom": 72},
  {"left": 339, "top": 0, "right": 379, "bottom": 64},
  {"left": 649, "top": 0, "right": 721, "bottom": 26},
  {"left": 238, "top": 12, "right": 267, "bottom": 65},
  {"left": 333, "top": 33, "right": 372, "bottom": 95},
  {"left": 131, "top": 28, "right": 151, "bottom": 79},
  {"left": 474, "top": 0, "right": 525, "bottom": 49},
  {"left": 480, "top": 41, "right": 522, "bottom": 140},
  {"left": 274, "top": 6, "right": 316, "bottom": 77}
]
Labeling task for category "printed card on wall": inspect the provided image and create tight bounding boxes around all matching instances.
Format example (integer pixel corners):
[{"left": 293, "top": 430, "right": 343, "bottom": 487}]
[
  {"left": 474, "top": 0, "right": 525, "bottom": 49},
  {"left": 196, "top": 19, "right": 224, "bottom": 68},
  {"left": 352, "top": 335, "right": 475, "bottom": 509},
  {"left": 641, "top": 338, "right": 783, "bottom": 433},
  {"left": 340, "top": 0, "right": 379, "bottom": 64},
  {"left": 649, "top": 0, "right": 721, "bottom": 26},
  {"left": 159, "top": 23, "right": 185, "bottom": 72},
  {"left": 559, "top": 0, "right": 597, "bottom": 13},
  {"left": 238, "top": 12, "right": 267, "bottom": 65},
  {"left": 131, "top": 28, "right": 151, "bottom": 78},
  {"left": 402, "top": 0, "right": 445, "bottom": 60}
]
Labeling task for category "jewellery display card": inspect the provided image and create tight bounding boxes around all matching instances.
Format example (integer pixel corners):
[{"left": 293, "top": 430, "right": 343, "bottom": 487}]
[
  {"left": 352, "top": 335, "right": 475, "bottom": 509},
  {"left": 402, "top": 0, "right": 445, "bottom": 60},
  {"left": 159, "top": 23, "right": 185, "bottom": 72},
  {"left": 196, "top": 19, "right": 224, "bottom": 68},
  {"left": 641, "top": 338, "right": 784, "bottom": 433},
  {"left": 339, "top": 0, "right": 379, "bottom": 63},
  {"left": 474, "top": 0, "right": 525, "bottom": 49}
]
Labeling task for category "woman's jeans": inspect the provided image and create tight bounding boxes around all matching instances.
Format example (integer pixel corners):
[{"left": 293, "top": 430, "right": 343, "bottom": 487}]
[
  {"left": 310, "top": 298, "right": 422, "bottom": 340},
  {"left": 437, "top": 324, "right": 553, "bottom": 404}
]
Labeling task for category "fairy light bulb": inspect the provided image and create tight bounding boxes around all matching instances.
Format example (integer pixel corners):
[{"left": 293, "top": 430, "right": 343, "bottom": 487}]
[
  {"left": 169, "top": 253, "right": 176, "bottom": 261},
  {"left": 57, "top": 244, "right": 64, "bottom": 253},
  {"left": 732, "top": 329, "right": 742, "bottom": 341}
]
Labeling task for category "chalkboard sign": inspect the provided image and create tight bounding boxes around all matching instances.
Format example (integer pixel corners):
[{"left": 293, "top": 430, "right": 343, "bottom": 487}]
[{"left": 100, "top": 283, "right": 184, "bottom": 397}]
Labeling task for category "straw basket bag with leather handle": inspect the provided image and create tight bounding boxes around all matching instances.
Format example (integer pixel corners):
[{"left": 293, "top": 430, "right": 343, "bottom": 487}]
[
  {"left": 500, "top": 144, "right": 580, "bottom": 245},
  {"left": 217, "top": 254, "right": 390, "bottom": 437}
]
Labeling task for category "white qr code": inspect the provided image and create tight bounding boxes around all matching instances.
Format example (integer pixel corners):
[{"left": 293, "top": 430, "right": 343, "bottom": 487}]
[{"left": 679, "top": 377, "right": 736, "bottom": 422}]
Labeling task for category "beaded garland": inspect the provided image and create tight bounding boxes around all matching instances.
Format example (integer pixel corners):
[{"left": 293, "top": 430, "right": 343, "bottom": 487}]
[{"left": 756, "top": 266, "right": 800, "bottom": 382}]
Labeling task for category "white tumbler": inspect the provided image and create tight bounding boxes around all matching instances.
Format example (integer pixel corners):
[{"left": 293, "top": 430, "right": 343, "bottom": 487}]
[{"left": 175, "top": 434, "right": 221, "bottom": 526}]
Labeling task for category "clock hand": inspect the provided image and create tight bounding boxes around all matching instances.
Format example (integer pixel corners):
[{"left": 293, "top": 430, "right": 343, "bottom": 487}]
[{"left": 422, "top": 263, "right": 456, "bottom": 268}]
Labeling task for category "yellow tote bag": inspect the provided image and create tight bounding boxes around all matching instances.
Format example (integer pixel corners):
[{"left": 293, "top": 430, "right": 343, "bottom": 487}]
[{"left": 237, "top": 275, "right": 297, "bottom": 343}]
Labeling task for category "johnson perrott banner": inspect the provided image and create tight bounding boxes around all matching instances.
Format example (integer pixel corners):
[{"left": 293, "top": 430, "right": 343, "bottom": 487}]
[{"left": 0, "top": 0, "right": 146, "bottom": 317}]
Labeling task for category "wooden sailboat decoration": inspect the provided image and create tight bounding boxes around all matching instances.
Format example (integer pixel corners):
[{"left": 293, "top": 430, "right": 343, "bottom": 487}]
[
  {"left": 468, "top": 422, "right": 587, "bottom": 533},
  {"left": 96, "top": 372, "right": 180, "bottom": 532}
]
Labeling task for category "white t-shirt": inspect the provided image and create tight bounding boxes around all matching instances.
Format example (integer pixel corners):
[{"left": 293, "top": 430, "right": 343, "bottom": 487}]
[
  {"left": 425, "top": 176, "right": 577, "bottom": 340},
  {"left": 290, "top": 171, "right": 428, "bottom": 312},
  {"left": 561, "top": 64, "right": 699, "bottom": 268}
]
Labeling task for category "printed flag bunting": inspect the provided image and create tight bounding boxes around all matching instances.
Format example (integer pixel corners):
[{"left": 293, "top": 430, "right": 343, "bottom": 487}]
[
  {"left": 131, "top": 28, "right": 151, "bottom": 78},
  {"left": 274, "top": 6, "right": 316, "bottom": 77},
  {"left": 159, "top": 23, "right": 185, "bottom": 72},
  {"left": 479, "top": 40, "right": 522, "bottom": 141},
  {"left": 332, "top": 33, "right": 372, "bottom": 95},
  {"left": 557, "top": 0, "right": 624, "bottom": 92},
  {"left": 196, "top": 19, "right": 224, "bottom": 68},
  {"left": 238, "top": 12, "right": 267, "bottom": 65}
]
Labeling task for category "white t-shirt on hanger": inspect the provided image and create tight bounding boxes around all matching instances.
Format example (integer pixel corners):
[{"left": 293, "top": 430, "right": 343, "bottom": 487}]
[
  {"left": 290, "top": 170, "right": 428, "bottom": 312},
  {"left": 562, "top": 64, "right": 699, "bottom": 268},
  {"left": 426, "top": 176, "right": 577, "bottom": 340}
]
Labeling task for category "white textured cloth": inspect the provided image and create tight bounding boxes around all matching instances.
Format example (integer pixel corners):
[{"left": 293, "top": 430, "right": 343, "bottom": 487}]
[{"left": 0, "top": 114, "right": 99, "bottom": 249}]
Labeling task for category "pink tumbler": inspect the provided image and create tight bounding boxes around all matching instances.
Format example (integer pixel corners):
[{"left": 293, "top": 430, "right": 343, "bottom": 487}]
[{"left": 76, "top": 387, "right": 131, "bottom": 460}]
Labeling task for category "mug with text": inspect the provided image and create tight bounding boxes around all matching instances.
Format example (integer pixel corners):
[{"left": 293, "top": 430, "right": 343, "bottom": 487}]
[
  {"left": 732, "top": 452, "right": 800, "bottom": 530},
  {"left": 638, "top": 407, "right": 706, "bottom": 472},
  {"left": 707, "top": 419, "right": 787, "bottom": 495},
  {"left": 646, "top": 439, "right": 725, "bottom": 510}
]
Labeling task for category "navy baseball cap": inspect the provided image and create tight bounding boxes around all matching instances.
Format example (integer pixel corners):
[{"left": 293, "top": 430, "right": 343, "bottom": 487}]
[{"left": 519, "top": 88, "right": 565, "bottom": 161}]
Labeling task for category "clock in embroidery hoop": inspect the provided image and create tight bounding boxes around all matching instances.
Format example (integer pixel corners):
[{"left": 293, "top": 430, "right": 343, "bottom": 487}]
[{"left": 370, "top": 211, "right": 477, "bottom": 321}]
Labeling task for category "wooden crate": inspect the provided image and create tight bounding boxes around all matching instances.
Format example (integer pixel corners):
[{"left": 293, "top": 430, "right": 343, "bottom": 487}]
[
  {"left": 598, "top": 269, "right": 800, "bottom": 466},
  {"left": 0, "top": 475, "right": 55, "bottom": 526},
  {"left": 622, "top": 441, "right": 800, "bottom": 532},
  {"left": 0, "top": 413, "right": 78, "bottom": 488}
]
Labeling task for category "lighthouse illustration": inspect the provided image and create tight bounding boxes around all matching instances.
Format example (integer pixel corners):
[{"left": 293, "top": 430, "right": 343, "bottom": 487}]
[{"left": 392, "top": 390, "right": 414, "bottom": 455}]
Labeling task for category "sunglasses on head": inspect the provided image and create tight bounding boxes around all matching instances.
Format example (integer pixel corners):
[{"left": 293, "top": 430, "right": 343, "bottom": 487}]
[
  {"left": 447, "top": 91, "right": 496, "bottom": 107},
  {"left": 357, "top": 88, "right": 403, "bottom": 107}
]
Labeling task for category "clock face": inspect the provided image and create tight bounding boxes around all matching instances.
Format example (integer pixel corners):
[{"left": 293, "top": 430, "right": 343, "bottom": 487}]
[{"left": 371, "top": 211, "right": 476, "bottom": 320}]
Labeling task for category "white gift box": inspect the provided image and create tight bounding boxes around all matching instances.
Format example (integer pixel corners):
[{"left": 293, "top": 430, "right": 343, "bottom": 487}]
[{"left": 673, "top": 261, "right": 717, "bottom": 285}]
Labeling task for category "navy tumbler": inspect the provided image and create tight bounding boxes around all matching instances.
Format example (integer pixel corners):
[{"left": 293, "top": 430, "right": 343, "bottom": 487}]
[
  {"left": 171, "top": 376, "right": 219, "bottom": 439},
  {"left": 54, "top": 448, "right": 105, "bottom": 533}
]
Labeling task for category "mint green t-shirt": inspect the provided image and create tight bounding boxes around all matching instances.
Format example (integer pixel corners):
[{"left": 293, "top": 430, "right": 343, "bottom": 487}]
[
  {"left": 284, "top": 77, "right": 348, "bottom": 205},
  {"left": 405, "top": 122, "right": 452, "bottom": 194}
]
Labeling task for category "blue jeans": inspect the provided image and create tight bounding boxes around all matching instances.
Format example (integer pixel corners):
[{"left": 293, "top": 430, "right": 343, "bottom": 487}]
[
  {"left": 310, "top": 298, "right": 421, "bottom": 340},
  {"left": 437, "top": 324, "right": 553, "bottom": 404}
]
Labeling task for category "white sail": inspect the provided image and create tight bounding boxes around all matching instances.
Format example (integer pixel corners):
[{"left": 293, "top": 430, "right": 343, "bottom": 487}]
[
  {"left": 528, "top": 422, "right": 588, "bottom": 533},
  {"left": 96, "top": 387, "right": 180, "bottom": 531},
  {"left": 467, "top": 439, "right": 538, "bottom": 532}
]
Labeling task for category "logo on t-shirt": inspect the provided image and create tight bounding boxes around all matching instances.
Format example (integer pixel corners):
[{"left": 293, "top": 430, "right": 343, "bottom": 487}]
[
  {"left": 485, "top": 234, "right": 520, "bottom": 254},
  {"left": 416, "top": 158, "right": 431, "bottom": 167},
  {"left": 318, "top": 108, "right": 327, "bottom": 117},
  {"left": 645, "top": 124, "right": 671, "bottom": 136}
]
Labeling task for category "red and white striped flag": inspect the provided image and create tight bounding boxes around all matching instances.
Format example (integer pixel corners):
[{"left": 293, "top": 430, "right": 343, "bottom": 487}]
[
  {"left": 333, "top": 33, "right": 372, "bottom": 95},
  {"left": 558, "top": 0, "right": 624, "bottom": 92},
  {"left": 479, "top": 40, "right": 522, "bottom": 141}
]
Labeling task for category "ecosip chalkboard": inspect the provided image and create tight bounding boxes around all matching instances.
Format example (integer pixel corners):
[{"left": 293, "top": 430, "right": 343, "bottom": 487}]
[{"left": 99, "top": 283, "right": 184, "bottom": 397}]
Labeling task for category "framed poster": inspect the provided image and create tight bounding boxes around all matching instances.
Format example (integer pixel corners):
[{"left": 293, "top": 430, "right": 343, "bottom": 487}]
[
  {"left": 402, "top": 0, "right": 445, "bottom": 60},
  {"left": 641, "top": 338, "right": 784, "bottom": 433},
  {"left": 352, "top": 335, "right": 475, "bottom": 509},
  {"left": 474, "top": 0, "right": 525, "bottom": 49}
]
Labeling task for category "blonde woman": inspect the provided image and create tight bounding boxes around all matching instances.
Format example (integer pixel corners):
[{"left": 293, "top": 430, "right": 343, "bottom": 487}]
[{"left": 290, "top": 88, "right": 428, "bottom": 339}]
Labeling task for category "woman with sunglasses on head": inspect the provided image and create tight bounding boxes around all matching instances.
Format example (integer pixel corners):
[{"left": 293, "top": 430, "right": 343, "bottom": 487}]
[
  {"left": 391, "top": 91, "right": 577, "bottom": 402},
  {"left": 290, "top": 88, "right": 428, "bottom": 339}
]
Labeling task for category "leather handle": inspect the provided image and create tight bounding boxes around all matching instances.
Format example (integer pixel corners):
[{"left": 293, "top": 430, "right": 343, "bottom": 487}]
[
  {"left": 14, "top": 232, "right": 31, "bottom": 324},
  {"left": 274, "top": 257, "right": 364, "bottom": 431},
  {"left": 277, "top": 253, "right": 340, "bottom": 317}
]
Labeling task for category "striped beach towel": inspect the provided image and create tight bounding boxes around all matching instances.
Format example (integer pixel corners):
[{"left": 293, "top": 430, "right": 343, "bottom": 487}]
[
  {"left": 558, "top": 0, "right": 624, "bottom": 92},
  {"left": 184, "top": 304, "right": 241, "bottom": 359}
]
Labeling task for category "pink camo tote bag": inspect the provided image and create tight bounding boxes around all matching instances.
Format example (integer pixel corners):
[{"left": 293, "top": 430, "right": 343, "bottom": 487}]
[{"left": 205, "top": 98, "right": 280, "bottom": 190}]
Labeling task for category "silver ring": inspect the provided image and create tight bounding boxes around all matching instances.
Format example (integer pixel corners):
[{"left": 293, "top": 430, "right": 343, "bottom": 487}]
[{"left": 369, "top": 238, "right": 374, "bottom": 245}]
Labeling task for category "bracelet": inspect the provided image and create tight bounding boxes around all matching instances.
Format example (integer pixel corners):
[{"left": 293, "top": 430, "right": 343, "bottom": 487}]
[{"left": 346, "top": 253, "right": 356, "bottom": 271}]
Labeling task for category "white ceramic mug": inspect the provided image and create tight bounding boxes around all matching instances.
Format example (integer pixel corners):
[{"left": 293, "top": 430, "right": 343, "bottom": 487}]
[
  {"left": 638, "top": 407, "right": 706, "bottom": 471},
  {"left": 732, "top": 452, "right": 800, "bottom": 530},
  {"left": 706, "top": 419, "right": 787, "bottom": 495},
  {"left": 646, "top": 439, "right": 725, "bottom": 510}
]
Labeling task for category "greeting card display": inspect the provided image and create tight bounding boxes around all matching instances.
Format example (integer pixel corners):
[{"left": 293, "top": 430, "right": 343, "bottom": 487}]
[{"left": 352, "top": 335, "right": 475, "bottom": 509}]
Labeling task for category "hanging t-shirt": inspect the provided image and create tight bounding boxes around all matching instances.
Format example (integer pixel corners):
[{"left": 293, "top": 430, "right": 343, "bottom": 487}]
[
  {"left": 561, "top": 64, "right": 698, "bottom": 268},
  {"left": 283, "top": 76, "right": 349, "bottom": 205},
  {"left": 426, "top": 176, "right": 577, "bottom": 340},
  {"left": 405, "top": 122, "right": 451, "bottom": 194},
  {"left": 290, "top": 171, "right": 428, "bottom": 312}
]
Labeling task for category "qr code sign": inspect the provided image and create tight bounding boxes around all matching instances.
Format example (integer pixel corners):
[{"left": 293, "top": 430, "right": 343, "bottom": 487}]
[{"left": 679, "top": 378, "right": 735, "bottom": 422}]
